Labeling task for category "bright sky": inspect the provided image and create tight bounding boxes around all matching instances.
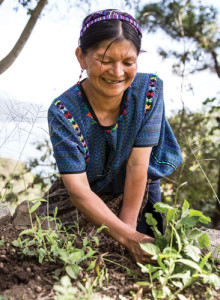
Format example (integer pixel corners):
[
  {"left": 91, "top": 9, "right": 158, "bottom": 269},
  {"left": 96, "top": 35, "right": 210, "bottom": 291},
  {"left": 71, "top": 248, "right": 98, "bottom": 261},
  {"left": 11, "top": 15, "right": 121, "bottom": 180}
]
[{"left": 0, "top": 0, "right": 219, "bottom": 163}]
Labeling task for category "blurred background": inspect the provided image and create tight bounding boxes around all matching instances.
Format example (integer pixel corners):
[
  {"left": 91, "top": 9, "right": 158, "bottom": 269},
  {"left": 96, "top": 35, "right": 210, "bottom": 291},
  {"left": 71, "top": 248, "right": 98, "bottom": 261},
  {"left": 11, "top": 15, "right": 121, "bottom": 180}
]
[{"left": 0, "top": 0, "right": 219, "bottom": 226}]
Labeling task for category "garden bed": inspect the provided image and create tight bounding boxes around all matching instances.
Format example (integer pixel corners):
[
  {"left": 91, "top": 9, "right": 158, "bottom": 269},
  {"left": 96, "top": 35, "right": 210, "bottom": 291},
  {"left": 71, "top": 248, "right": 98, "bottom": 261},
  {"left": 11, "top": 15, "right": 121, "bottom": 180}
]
[{"left": 0, "top": 219, "right": 220, "bottom": 300}]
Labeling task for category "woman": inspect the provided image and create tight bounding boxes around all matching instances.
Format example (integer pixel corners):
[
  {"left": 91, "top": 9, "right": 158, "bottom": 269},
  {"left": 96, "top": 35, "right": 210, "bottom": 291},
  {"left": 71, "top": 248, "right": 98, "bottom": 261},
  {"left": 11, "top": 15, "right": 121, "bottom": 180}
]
[{"left": 42, "top": 9, "right": 182, "bottom": 264}]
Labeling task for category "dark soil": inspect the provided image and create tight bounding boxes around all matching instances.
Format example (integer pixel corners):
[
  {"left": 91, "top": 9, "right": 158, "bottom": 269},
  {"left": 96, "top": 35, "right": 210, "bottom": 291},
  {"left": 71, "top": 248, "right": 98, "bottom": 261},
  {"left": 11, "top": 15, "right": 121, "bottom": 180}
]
[{"left": 0, "top": 221, "right": 220, "bottom": 300}]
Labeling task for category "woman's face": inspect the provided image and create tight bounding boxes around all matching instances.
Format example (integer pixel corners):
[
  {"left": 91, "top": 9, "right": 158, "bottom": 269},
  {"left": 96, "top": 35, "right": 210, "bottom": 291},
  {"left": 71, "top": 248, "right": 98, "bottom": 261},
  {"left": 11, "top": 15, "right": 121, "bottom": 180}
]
[{"left": 77, "top": 39, "right": 138, "bottom": 99}]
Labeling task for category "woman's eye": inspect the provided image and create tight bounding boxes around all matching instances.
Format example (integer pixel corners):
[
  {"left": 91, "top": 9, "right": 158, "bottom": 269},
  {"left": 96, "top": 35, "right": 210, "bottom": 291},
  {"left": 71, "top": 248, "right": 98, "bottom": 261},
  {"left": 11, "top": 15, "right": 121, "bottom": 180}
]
[
  {"left": 124, "top": 62, "right": 134, "bottom": 66},
  {"left": 101, "top": 61, "right": 110, "bottom": 64}
]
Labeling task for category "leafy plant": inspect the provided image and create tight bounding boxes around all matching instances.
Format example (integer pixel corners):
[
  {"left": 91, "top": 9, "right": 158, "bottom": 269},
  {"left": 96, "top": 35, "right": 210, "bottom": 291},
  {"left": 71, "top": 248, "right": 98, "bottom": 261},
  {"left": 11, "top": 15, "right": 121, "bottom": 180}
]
[
  {"left": 12, "top": 197, "right": 108, "bottom": 282},
  {"left": 137, "top": 200, "right": 220, "bottom": 299},
  {"left": 54, "top": 274, "right": 110, "bottom": 300}
]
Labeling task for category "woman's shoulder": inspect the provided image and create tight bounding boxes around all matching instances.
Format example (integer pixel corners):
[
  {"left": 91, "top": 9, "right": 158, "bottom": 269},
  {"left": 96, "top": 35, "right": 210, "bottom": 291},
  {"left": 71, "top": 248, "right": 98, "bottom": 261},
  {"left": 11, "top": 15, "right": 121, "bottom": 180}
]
[
  {"left": 130, "top": 72, "right": 163, "bottom": 99},
  {"left": 48, "top": 83, "right": 81, "bottom": 114},
  {"left": 132, "top": 72, "right": 163, "bottom": 86}
]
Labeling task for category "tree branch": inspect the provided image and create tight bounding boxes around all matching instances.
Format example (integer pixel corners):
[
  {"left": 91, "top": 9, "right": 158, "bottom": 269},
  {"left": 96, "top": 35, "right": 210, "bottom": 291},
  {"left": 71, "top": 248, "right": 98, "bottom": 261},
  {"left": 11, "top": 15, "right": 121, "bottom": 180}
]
[
  {"left": 0, "top": 0, "right": 47, "bottom": 74},
  {"left": 210, "top": 48, "right": 220, "bottom": 78}
]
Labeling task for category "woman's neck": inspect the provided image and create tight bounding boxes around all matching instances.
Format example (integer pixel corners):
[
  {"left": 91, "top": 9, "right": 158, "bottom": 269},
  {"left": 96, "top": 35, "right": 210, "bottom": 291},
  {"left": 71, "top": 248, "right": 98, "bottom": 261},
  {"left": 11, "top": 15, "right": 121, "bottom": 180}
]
[{"left": 82, "top": 79, "right": 124, "bottom": 126}]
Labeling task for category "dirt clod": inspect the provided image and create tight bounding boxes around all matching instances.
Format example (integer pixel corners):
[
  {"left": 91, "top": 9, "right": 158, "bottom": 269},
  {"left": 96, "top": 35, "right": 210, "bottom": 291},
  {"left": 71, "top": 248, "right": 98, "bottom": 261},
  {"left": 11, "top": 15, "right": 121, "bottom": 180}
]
[{"left": 35, "top": 285, "right": 42, "bottom": 293}]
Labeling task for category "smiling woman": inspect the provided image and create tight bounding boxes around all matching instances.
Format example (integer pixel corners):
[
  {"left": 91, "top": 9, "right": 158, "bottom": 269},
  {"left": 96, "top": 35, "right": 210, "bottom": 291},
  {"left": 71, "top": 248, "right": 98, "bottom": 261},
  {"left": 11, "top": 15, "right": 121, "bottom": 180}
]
[
  {"left": 75, "top": 39, "right": 138, "bottom": 125},
  {"left": 38, "top": 9, "right": 183, "bottom": 264}
]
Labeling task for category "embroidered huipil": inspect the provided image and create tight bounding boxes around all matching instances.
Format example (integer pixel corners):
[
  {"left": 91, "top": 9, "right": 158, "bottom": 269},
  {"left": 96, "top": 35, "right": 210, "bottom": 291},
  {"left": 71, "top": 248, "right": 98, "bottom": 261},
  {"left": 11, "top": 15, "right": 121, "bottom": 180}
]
[{"left": 48, "top": 73, "right": 182, "bottom": 193}]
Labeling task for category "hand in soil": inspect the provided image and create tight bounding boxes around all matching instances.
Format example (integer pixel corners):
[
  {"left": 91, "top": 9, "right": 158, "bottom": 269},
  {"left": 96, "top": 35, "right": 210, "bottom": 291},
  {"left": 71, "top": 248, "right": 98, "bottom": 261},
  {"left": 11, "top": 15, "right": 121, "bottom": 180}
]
[{"left": 126, "top": 230, "right": 156, "bottom": 265}]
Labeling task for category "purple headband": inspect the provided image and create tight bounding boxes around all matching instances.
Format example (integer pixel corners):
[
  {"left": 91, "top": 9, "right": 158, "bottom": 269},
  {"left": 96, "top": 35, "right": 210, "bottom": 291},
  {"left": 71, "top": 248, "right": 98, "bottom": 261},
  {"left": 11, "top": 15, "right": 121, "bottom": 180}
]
[{"left": 80, "top": 10, "right": 142, "bottom": 39}]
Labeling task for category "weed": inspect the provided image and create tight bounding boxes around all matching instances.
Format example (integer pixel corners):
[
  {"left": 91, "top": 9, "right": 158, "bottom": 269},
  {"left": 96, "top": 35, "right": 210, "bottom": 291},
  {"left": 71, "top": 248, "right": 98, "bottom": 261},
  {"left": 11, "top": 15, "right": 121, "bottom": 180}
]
[
  {"left": 12, "top": 199, "right": 109, "bottom": 283},
  {"left": 54, "top": 274, "right": 110, "bottom": 300},
  {"left": 137, "top": 200, "right": 220, "bottom": 299}
]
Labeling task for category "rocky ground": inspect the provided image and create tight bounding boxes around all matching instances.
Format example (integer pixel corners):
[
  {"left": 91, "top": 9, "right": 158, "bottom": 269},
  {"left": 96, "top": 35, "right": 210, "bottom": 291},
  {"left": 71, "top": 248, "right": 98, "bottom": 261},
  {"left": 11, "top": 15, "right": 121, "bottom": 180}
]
[{"left": 0, "top": 202, "right": 220, "bottom": 300}]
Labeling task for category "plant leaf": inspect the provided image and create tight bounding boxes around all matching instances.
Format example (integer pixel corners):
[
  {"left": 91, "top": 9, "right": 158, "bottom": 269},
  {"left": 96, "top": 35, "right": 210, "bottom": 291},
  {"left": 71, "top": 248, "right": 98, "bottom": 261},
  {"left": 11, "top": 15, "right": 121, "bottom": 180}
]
[
  {"left": 38, "top": 248, "right": 46, "bottom": 264},
  {"left": 136, "top": 281, "right": 151, "bottom": 286},
  {"left": 180, "top": 216, "right": 199, "bottom": 228},
  {"left": 183, "top": 245, "right": 201, "bottom": 262},
  {"left": 199, "top": 251, "right": 212, "bottom": 270},
  {"left": 201, "top": 274, "right": 220, "bottom": 289},
  {"left": 61, "top": 275, "right": 71, "bottom": 287},
  {"left": 152, "top": 270, "right": 163, "bottom": 280},
  {"left": 145, "top": 213, "right": 157, "bottom": 226},
  {"left": 69, "top": 250, "right": 84, "bottom": 262},
  {"left": 97, "top": 224, "right": 108, "bottom": 233},
  {"left": 30, "top": 201, "right": 41, "bottom": 213},
  {"left": 170, "top": 270, "right": 191, "bottom": 285},
  {"left": 181, "top": 200, "right": 189, "bottom": 218},
  {"left": 19, "top": 229, "right": 34, "bottom": 236},
  {"left": 177, "top": 259, "right": 202, "bottom": 273},
  {"left": 153, "top": 202, "right": 174, "bottom": 213},
  {"left": 189, "top": 210, "right": 211, "bottom": 224},
  {"left": 198, "top": 233, "right": 210, "bottom": 249},
  {"left": 66, "top": 264, "right": 79, "bottom": 279},
  {"left": 188, "top": 229, "right": 202, "bottom": 240},
  {"left": 160, "top": 247, "right": 182, "bottom": 259},
  {"left": 172, "top": 281, "right": 183, "bottom": 288},
  {"left": 12, "top": 240, "right": 20, "bottom": 247},
  {"left": 140, "top": 243, "right": 159, "bottom": 256},
  {"left": 93, "top": 236, "right": 99, "bottom": 247},
  {"left": 86, "top": 260, "right": 96, "bottom": 271}
]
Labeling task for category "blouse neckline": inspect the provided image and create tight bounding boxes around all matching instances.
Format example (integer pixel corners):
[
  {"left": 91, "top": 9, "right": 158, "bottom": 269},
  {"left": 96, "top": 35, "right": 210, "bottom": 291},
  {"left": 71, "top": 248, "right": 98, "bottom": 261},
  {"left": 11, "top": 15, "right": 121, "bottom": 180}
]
[{"left": 79, "top": 79, "right": 129, "bottom": 131}]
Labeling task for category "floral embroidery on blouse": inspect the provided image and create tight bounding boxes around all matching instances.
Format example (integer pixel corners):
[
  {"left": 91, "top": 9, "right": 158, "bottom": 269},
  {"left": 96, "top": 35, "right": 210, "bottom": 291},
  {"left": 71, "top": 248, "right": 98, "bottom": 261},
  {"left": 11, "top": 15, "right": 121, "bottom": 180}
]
[{"left": 53, "top": 99, "right": 89, "bottom": 164}]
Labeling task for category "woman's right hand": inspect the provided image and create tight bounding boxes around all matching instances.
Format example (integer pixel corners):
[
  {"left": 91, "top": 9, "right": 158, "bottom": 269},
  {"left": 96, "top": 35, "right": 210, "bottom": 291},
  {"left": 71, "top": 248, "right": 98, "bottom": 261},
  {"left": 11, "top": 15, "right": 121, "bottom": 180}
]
[{"left": 124, "top": 230, "right": 157, "bottom": 265}]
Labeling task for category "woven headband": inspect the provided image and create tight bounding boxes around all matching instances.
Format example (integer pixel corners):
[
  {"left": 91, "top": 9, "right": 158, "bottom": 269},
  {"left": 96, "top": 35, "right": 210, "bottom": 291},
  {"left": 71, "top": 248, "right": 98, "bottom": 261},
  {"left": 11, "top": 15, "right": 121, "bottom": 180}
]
[{"left": 80, "top": 10, "right": 142, "bottom": 38}]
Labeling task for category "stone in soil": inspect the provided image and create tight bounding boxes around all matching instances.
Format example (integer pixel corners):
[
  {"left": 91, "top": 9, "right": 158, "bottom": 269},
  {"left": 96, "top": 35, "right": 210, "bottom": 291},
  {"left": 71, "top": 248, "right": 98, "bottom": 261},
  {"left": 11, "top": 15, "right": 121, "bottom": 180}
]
[{"left": 0, "top": 204, "right": 11, "bottom": 225}]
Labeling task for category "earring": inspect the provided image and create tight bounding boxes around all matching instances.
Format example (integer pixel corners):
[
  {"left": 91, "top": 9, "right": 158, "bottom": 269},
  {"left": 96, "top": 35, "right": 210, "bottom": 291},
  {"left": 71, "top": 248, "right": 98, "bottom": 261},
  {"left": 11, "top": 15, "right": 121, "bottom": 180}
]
[{"left": 77, "top": 69, "right": 84, "bottom": 84}]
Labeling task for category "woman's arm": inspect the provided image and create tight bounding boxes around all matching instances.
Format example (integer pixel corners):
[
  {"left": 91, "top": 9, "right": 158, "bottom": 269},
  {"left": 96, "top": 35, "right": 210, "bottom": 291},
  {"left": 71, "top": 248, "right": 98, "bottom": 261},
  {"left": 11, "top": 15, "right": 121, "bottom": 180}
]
[
  {"left": 61, "top": 172, "right": 155, "bottom": 264},
  {"left": 119, "top": 147, "right": 152, "bottom": 229}
]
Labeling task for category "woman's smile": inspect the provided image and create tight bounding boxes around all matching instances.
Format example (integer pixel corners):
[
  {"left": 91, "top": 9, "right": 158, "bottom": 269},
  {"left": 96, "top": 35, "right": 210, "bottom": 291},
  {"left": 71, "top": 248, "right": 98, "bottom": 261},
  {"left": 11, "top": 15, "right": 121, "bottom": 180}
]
[{"left": 102, "top": 77, "right": 125, "bottom": 84}]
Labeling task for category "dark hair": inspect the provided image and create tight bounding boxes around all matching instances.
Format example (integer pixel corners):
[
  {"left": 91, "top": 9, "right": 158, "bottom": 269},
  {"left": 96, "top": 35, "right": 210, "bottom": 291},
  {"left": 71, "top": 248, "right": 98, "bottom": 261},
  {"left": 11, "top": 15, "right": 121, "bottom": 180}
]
[{"left": 79, "top": 13, "right": 141, "bottom": 55}]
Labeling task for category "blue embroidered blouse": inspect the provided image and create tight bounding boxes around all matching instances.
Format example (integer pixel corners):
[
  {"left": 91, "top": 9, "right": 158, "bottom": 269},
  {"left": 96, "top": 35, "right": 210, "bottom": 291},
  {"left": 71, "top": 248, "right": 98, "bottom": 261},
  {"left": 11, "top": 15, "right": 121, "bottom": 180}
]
[{"left": 48, "top": 73, "right": 182, "bottom": 193}]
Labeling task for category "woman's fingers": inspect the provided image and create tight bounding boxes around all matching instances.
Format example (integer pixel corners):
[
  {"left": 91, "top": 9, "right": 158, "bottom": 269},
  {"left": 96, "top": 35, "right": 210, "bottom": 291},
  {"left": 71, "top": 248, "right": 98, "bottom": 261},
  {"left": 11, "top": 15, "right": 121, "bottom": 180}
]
[{"left": 127, "top": 231, "right": 158, "bottom": 265}]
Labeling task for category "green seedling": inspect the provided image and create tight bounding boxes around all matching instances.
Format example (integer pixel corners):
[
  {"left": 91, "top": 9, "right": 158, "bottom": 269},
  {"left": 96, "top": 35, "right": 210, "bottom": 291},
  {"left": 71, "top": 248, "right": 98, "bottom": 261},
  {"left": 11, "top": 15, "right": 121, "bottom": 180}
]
[{"left": 137, "top": 200, "right": 220, "bottom": 299}]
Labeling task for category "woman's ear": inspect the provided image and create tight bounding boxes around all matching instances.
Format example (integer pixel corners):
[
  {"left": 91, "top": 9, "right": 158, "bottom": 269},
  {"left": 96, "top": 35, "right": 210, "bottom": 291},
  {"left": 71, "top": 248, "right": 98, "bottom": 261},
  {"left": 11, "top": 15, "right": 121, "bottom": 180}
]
[{"left": 75, "top": 47, "right": 86, "bottom": 69}]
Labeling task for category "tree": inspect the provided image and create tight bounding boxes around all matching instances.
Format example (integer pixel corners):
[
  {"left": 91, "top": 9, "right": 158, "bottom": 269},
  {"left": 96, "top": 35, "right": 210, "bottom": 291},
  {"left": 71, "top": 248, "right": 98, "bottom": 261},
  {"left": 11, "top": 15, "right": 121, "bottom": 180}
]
[
  {"left": 137, "top": 0, "right": 220, "bottom": 78},
  {"left": 0, "top": 0, "right": 48, "bottom": 74}
]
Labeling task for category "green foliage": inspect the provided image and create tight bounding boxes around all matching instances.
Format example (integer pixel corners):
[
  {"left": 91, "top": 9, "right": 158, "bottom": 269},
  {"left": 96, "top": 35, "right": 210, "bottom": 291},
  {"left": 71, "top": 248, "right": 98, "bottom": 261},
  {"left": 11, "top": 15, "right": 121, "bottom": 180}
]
[
  {"left": 164, "top": 100, "right": 220, "bottom": 224},
  {"left": 137, "top": 0, "right": 220, "bottom": 77},
  {"left": 137, "top": 200, "right": 220, "bottom": 299},
  {"left": 12, "top": 202, "right": 108, "bottom": 282}
]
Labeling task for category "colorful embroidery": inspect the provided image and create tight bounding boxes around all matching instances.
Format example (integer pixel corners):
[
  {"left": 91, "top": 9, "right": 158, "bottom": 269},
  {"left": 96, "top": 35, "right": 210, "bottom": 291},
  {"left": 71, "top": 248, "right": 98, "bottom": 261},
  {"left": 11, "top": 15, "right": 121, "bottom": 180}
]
[
  {"left": 53, "top": 99, "right": 89, "bottom": 164},
  {"left": 145, "top": 74, "right": 157, "bottom": 113},
  {"left": 84, "top": 94, "right": 129, "bottom": 134}
]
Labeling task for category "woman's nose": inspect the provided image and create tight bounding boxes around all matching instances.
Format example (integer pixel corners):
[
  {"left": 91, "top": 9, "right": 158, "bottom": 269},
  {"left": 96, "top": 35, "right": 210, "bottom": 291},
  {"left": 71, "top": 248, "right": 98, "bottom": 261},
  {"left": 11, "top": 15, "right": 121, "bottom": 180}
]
[{"left": 109, "top": 63, "right": 124, "bottom": 77}]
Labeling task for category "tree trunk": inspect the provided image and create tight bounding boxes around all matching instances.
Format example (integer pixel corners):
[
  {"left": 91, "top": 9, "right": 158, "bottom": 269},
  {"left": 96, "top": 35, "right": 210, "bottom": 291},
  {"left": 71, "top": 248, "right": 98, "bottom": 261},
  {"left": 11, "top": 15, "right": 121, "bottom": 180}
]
[
  {"left": 0, "top": 0, "right": 47, "bottom": 75},
  {"left": 0, "top": 0, "right": 5, "bottom": 6}
]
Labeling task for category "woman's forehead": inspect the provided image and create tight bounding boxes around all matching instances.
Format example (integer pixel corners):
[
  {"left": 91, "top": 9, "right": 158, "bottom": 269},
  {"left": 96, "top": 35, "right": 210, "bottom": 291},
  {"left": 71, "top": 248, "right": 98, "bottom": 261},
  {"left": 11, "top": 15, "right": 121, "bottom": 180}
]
[{"left": 89, "top": 39, "right": 138, "bottom": 57}]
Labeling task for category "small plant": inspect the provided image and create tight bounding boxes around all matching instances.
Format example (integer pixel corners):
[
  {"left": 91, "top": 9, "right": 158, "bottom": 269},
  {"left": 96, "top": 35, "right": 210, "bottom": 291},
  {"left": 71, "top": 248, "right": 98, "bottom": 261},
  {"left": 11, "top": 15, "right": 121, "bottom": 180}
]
[
  {"left": 54, "top": 275, "right": 78, "bottom": 299},
  {"left": 54, "top": 274, "right": 110, "bottom": 300},
  {"left": 12, "top": 197, "right": 109, "bottom": 283},
  {"left": 137, "top": 200, "right": 220, "bottom": 299}
]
